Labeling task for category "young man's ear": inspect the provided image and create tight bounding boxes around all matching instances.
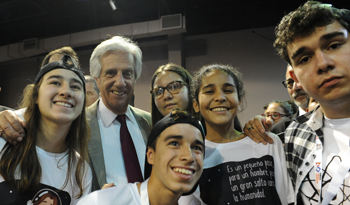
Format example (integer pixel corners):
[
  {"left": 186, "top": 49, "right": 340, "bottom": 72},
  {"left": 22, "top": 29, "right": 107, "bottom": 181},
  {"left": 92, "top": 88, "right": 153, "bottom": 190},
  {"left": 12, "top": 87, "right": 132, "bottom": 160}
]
[
  {"left": 193, "top": 99, "right": 200, "bottom": 113},
  {"left": 146, "top": 147, "right": 155, "bottom": 165}
]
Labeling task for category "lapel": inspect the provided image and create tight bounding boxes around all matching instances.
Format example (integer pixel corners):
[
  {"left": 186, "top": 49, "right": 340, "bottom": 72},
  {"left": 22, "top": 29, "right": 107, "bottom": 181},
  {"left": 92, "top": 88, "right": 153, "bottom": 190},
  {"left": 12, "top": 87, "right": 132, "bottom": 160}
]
[
  {"left": 86, "top": 100, "right": 107, "bottom": 189},
  {"left": 130, "top": 106, "right": 151, "bottom": 144}
]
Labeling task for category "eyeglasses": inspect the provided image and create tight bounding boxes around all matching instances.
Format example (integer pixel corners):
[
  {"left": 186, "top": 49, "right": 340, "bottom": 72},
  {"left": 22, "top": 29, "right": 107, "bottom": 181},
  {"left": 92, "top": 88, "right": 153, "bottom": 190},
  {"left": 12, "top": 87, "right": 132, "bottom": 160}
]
[
  {"left": 150, "top": 81, "right": 187, "bottom": 99},
  {"left": 262, "top": 112, "right": 289, "bottom": 120},
  {"left": 282, "top": 79, "right": 294, "bottom": 89}
]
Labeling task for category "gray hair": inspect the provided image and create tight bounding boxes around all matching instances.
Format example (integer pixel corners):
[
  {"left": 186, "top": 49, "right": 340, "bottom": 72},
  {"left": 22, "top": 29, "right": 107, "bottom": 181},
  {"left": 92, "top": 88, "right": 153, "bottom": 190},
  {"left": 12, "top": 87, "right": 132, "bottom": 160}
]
[
  {"left": 84, "top": 75, "right": 100, "bottom": 95},
  {"left": 89, "top": 36, "right": 142, "bottom": 81}
]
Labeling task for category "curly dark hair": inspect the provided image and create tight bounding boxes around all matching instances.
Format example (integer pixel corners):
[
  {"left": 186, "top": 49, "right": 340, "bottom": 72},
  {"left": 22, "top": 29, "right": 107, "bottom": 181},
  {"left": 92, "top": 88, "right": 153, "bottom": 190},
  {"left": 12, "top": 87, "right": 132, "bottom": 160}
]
[{"left": 274, "top": 1, "right": 350, "bottom": 64}]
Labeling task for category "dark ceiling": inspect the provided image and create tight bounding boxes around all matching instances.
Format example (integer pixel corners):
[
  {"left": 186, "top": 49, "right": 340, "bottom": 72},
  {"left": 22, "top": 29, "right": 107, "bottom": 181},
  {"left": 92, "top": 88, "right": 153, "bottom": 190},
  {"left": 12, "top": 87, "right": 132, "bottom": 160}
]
[{"left": 1, "top": 0, "right": 349, "bottom": 47}]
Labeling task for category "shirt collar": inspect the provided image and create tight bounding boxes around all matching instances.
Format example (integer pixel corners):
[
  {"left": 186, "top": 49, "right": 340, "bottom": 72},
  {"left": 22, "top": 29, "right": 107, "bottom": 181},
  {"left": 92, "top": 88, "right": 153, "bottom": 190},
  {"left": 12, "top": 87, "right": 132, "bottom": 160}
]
[
  {"left": 298, "top": 107, "right": 307, "bottom": 116},
  {"left": 98, "top": 99, "right": 136, "bottom": 127}
]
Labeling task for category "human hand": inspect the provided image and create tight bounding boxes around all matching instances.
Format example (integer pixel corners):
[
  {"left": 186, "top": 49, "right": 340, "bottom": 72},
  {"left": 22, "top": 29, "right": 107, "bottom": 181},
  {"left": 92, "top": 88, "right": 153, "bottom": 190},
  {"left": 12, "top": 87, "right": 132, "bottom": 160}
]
[
  {"left": 0, "top": 110, "right": 26, "bottom": 145},
  {"left": 101, "top": 183, "right": 115, "bottom": 190},
  {"left": 243, "top": 115, "right": 273, "bottom": 145}
]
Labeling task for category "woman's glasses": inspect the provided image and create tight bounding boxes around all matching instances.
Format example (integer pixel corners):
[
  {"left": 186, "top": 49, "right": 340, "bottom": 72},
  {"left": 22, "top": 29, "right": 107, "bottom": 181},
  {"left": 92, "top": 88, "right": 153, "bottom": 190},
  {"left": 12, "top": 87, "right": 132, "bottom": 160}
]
[
  {"left": 150, "top": 81, "right": 187, "bottom": 99},
  {"left": 262, "top": 112, "right": 289, "bottom": 120}
]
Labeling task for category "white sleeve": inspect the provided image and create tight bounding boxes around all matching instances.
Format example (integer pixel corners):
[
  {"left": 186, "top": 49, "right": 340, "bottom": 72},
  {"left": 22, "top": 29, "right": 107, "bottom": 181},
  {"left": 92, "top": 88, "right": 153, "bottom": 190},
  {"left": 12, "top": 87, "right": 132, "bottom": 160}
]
[{"left": 268, "top": 133, "right": 295, "bottom": 205}]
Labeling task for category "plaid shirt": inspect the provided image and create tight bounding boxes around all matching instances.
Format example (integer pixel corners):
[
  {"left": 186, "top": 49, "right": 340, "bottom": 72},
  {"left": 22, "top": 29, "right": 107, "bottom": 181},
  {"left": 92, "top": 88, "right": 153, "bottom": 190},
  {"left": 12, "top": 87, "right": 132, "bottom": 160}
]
[{"left": 284, "top": 106, "right": 324, "bottom": 202}]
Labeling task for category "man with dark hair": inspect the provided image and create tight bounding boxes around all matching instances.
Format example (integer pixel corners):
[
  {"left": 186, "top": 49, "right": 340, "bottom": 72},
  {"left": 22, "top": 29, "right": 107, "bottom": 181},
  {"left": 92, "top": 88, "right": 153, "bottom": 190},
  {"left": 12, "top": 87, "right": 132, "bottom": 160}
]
[
  {"left": 77, "top": 109, "right": 205, "bottom": 205},
  {"left": 245, "top": 1, "right": 350, "bottom": 204},
  {"left": 84, "top": 75, "right": 100, "bottom": 107}
]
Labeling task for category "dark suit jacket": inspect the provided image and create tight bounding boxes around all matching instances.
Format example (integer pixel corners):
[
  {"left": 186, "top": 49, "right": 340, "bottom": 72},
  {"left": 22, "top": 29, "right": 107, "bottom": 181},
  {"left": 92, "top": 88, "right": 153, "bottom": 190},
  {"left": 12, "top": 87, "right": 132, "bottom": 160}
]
[
  {"left": 86, "top": 99, "right": 152, "bottom": 191},
  {"left": 270, "top": 111, "right": 299, "bottom": 143}
]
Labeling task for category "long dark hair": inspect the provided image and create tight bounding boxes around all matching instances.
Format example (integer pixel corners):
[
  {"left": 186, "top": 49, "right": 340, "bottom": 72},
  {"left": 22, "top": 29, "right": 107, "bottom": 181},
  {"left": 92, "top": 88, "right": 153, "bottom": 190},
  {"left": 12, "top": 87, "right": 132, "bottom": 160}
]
[
  {"left": 150, "top": 63, "right": 194, "bottom": 127},
  {"left": 0, "top": 77, "right": 90, "bottom": 197}
]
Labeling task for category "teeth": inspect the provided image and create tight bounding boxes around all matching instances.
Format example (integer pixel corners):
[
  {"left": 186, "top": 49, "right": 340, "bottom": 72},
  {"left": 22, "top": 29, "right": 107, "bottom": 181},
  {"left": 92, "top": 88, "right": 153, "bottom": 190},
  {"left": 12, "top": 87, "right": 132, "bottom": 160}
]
[
  {"left": 173, "top": 168, "right": 193, "bottom": 175},
  {"left": 112, "top": 91, "right": 125, "bottom": 95},
  {"left": 212, "top": 107, "right": 228, "bottom": 112},
  {"left": 55, "top": 102, "right": 72, "bottom": 108}
]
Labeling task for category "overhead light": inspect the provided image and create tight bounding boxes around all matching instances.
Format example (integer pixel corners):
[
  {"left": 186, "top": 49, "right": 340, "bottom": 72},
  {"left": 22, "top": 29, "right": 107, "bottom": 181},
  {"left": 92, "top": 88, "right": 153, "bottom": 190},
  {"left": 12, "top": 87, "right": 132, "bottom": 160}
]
[{"left": 109, "top": 0, "right": 117, "bottom": 10}]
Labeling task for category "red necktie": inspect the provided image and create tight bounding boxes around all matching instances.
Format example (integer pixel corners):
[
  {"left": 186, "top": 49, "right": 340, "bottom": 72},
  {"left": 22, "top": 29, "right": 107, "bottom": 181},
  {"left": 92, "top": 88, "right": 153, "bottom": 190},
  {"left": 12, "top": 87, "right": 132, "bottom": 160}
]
[{"left": 116, "top": 114, "right": 143, "bottom": 183}]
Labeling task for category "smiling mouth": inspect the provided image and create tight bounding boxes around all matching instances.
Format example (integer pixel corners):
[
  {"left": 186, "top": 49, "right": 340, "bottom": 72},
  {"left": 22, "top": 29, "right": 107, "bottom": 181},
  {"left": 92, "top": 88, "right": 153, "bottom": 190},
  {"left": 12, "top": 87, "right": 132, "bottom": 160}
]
[
  {"left": 54, "top": 102, "right": 73, "bottom": 108},
  {"left": 173, "top": 168, "right": 194, "bottom": 175},
  {"left": 112, "top": 91, "right": 126, "bottom": 95},
  {"left": 210, "top": 107, "right": 230, "bottom": 112}
]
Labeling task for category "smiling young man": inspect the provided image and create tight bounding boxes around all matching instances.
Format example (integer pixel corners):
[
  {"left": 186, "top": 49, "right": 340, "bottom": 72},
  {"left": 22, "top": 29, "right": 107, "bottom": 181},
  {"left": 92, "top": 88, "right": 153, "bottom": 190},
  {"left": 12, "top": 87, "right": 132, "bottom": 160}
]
[
  {"left": 77, "top": 109, "right": 205, "bottom": 205},
  {"left": 274, "top": 1, "right": 350, "bottom": 204}
]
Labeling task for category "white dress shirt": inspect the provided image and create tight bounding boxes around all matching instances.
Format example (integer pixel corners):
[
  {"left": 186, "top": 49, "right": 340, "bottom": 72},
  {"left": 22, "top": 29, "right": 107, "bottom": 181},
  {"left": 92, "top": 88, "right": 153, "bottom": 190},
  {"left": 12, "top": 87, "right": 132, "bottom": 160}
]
[
  {"left": 299, "top": 107, "right": 307, "bottom": 116},
  {"left": 97, "top": 100, "right": 146, "bottom": 186}
]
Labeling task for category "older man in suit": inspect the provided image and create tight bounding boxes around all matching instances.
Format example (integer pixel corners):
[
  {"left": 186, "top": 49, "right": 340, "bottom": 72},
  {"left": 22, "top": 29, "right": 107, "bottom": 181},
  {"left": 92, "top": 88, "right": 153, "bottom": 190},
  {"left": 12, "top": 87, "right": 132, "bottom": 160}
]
[
  {"left": 0, "top": 37, "right": 152, "bottom": 191},
  {"left": 87, "top": 36, "right": 151, "bottom": 190}
]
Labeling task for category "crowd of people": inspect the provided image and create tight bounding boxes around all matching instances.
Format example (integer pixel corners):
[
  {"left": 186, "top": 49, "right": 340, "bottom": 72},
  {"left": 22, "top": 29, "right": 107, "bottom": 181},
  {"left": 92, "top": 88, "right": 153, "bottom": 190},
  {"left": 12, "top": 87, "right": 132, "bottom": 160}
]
[{"left": 0, "top": 1, "right": 349, "bottom": 204}]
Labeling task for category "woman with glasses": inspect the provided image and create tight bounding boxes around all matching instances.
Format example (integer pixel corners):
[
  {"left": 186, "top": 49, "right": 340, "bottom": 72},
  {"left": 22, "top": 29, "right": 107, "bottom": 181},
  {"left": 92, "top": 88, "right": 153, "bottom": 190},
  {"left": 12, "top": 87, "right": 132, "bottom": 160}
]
[
  {"left": 150, "top": 63, "right": 194, "bottom": 127},
  {"left": 262, "top": 100, "right": 293, "bottom": 124}
]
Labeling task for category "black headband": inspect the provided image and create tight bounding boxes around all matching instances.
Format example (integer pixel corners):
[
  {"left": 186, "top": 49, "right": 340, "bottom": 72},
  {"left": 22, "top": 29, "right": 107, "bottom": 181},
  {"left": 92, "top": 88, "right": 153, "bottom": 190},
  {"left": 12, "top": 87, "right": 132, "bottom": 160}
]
[
  {"left": 144, "top": 109, "right": 205, "bottom": 195},
  {"left": 34, "top": 55, "right": 85, "bottom": 90}
]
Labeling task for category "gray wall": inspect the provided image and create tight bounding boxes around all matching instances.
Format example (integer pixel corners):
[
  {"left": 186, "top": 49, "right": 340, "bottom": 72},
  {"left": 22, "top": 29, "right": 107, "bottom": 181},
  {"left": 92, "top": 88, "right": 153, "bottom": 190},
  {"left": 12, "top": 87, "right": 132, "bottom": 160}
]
[{"left": 0, "top": 26, "right": 290, "bottom": 125}]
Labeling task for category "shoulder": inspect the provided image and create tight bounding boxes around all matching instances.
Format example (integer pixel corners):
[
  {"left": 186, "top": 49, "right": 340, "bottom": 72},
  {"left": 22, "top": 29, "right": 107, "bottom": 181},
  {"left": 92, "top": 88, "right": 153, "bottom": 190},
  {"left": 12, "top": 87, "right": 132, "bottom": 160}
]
[
  {"left": 77, "top": 183, "right": 138, "bottom": 205},
  {"left": 86, "top": 100, "right": 99, "bottom": 120},
  {"left": 130, "top": 106, "right": 151, "bottom": 122},
  {"left": 0, "top": 105, "right": 14, "bottom": 112}
]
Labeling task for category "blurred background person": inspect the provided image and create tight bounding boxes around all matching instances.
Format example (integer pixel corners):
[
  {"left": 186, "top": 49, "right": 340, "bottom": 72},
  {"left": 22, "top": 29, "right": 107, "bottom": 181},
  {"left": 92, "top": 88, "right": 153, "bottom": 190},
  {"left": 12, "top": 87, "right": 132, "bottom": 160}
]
[
  {"left": 263, "top": 100, "right": 293, "bottom": 124},
  {"left": 85, "top": 75, "right": 100, "bottom": 107}
]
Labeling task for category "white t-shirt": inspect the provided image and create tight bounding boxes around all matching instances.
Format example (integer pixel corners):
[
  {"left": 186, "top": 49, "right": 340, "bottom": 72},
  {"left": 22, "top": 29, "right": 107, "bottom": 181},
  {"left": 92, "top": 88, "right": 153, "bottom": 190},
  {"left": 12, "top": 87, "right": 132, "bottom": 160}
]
[
  {"left": 301, "top": 117, "right": 350, "bottom": 204},
  {"left": 77, "top": 181, "right": 144, "bottom": 205},
  {"left": 0, "top": 146, "right": 92, "bottom": 205},
  {"left": 180, "top": 133, "right": 294, "bottom": 205}
]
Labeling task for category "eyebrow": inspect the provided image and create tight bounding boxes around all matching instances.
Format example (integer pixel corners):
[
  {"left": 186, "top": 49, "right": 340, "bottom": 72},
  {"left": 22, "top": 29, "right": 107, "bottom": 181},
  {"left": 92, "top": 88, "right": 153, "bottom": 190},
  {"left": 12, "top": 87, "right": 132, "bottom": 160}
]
[
  {"left": 291, "top": 31, "right": 345, "bottom": 60},
  {"left": 164, "top": 135, "right": 205, "bottom": 147},
  {"left": 47, "top": 75, "right": 83, "bottom": 86}
]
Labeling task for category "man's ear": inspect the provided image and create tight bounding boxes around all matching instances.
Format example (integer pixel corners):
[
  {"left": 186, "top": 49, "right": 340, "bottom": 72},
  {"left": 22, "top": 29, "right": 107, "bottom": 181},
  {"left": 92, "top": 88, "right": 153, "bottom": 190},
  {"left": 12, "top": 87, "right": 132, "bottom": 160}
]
[
  {"left": 193, "top": 99, "right": 200, "bottom": 113},
  {"left": 94, "top": 77, "right": 101, "bottom": 90},
  {"left": 289, "top": 70, "right": 300, "bottom": 84},
  {"left": 147, "top": 147, "right": 155, "bottom": 165}
]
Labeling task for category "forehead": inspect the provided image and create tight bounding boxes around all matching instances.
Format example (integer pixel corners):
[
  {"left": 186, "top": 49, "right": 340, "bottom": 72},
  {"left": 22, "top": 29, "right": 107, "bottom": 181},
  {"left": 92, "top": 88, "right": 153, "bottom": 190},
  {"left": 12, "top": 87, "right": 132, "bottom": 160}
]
[
  {"left": 202, "top": 70, "right": 235, "bottom": 86},
  {"left": 154, "top": 71, "right": 183, "bottom": 87},
  {"left": 158, "top": 123, "right": 203, "bottom": 142},
  {"left": 43, "top": 68, "right": 81, "bottom": 83},
  {"left": 85, "top": 82, "right": 95, "bottom": 89},
  {"left": 265, "top": 103, "right": 284, "bottom": 113},
  {"left": 100, "top": 50, "right": 134, "bottom": 71},
  {"left": 287, "top": 21, "right": 347, "bottom": 63}
]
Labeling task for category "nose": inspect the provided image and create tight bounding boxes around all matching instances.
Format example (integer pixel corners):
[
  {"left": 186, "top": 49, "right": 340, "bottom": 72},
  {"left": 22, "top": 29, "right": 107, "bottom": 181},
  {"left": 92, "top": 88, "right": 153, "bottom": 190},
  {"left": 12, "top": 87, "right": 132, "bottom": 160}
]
[
  {"left": 114, "top": 73, "right": 126, "bottom": 87},
  {"left": 59, "top": 83, "right": 72, "bottom": 98},
  {"left": 179, "top": 144, "right": 195, "bottom": 163},
  {"left": 214, "top": 90, "right": 226, "bottom": 102},
  {"left": 265, "top": 114, "right": 273, "bottom": 121},
  {"left": 315, "top": 51, "right": 335, "bottom": 74},
  {"left": 163, "top": 88, "right": 173, "bottom": 100},
  {"left": 292, "top": 81, "right": 303, "bottom": 91}
]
